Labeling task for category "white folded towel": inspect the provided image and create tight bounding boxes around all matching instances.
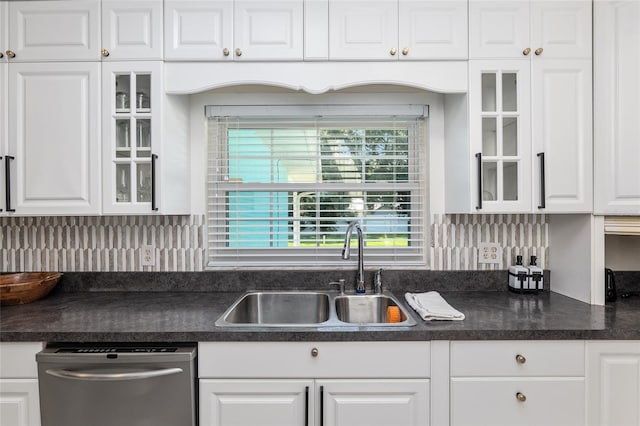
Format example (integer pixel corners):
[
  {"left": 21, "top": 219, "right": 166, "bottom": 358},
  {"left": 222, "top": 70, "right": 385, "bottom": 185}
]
[{"left": 405, "top": 291, "right": 465, "bottom": 321}]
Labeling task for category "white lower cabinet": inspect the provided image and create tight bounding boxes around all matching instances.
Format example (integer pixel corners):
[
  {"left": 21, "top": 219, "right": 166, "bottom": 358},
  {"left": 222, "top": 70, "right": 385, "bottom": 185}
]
[
  {"left": 319, "top": 379, "right": 429, "bottom": 426},
  {"left": 198, "top": 342, "right": 431, "bottom": 426},
  {"left": 586, "top": 341, "right": 640, "bottom": 426},
  {"left": 0, "top": 342, "right": 43, "bottom": 426},
  {"left": 450, "top": 340, "right": 586, "bottom": 426},
  {"left": 200, "top": 379, "right": 313, "bottom": 426}
]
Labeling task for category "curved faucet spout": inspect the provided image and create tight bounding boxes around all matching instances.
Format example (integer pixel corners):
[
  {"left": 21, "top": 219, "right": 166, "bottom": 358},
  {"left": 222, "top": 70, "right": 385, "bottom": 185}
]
[{"left": 342, "top": 221, "right": 365, "bottom": 293}]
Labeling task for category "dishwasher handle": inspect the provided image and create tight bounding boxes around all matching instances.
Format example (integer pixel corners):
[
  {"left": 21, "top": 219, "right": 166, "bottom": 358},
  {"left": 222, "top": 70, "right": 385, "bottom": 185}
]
[{"left": 45, "top": 367, "right": 183, "bottom": 381}]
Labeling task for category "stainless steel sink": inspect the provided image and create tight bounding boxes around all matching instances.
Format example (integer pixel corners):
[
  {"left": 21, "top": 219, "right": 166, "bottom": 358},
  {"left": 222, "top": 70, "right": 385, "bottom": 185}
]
[
  {"left": 215, "top": 290, "right": 416, "bottom": 327},
  {"left": 216, "top": 291, "right": 331, "bottom": 326},
  {"left": 335, "top": 294, "right": 417, "bottom": 326}
]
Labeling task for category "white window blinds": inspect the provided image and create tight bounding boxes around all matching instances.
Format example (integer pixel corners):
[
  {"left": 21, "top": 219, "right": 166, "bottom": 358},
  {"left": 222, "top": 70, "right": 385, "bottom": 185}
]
[{"left": 206, "top": 106, "right": 428, "bottom": 268}]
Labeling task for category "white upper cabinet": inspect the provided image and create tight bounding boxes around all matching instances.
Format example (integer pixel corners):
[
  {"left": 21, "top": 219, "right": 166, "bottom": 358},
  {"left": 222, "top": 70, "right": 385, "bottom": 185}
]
[
  {"left": 101, "top": 0, "right": 163, "bottom": 60},
  {"left": 234, "top": 0, "right": 303, "bottom": 60},
  {"left": 1, "top": 4, "right": 6, "bottom": 215},
  {"left": 594, "top": 0, "right": 640, "bottom": 215},
  {"left": 532, "top": 58, "right": 592, "bottom": 212},
  {"left": 470, "top": 0, "right": 591, "bottom": 60},
  {"left": 329, "top": 0, "right": 467, "bottom": 61},
  {"left": 164, "top": 0, "right": 233, "bottom": 61},
  {"left": 7, "top": 62, "right": 101, "bottom": 215},
  {"left": 164, "top": 0, "right": 302, "bottom": 61},
  {"left": 7, "top": 0, "right": 100, "bottom": 61}
]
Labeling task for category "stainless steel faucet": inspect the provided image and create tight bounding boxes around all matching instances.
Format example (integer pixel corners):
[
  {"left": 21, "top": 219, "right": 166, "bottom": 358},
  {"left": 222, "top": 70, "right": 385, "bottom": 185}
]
[{"left": 342, "top": 221, "right": 365, "bottom": 293}]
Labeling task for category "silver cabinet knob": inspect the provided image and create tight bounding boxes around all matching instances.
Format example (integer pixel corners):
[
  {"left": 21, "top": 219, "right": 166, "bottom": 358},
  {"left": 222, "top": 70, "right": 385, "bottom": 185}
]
[
  {"left": 516, "top": 392, "right": 526, "bottom": 402},
  {"left": 0, "top": 51, "right": 3, "bottom": 59},
  {"left": 390, "top": 47, "right": 397, "bottom": 56},
  {"left": 515, "top": 354, "right": 526, "bottom": 364},
  {"left": 223, "top": 48, "right": 230, "bottom": 57},
  {"left": 6, "top": 50, "right": 15, "bottom": 58},
  {"left": 235, "top": 48, "right": 242, "bottom": 57},
  {"left": 402, "top": 47, "right": 409, "bottom": 56},
  {"left": 311, "top": 348, "right": 319, "bottom": 357},
  {"left": 101, "top": 48, "right": 110, "bottom": 57},
  {"left": 535, "top": 47, "right": 544, "bottom": 55},
  {"left": 523, "top": 48, "right": 531, "bottom": 56}
]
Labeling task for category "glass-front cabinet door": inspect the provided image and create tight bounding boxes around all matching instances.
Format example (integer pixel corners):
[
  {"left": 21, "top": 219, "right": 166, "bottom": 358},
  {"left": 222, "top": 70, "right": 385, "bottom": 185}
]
[
  {"left": 469, "top": 60, "right": 531, "bottom": 212},
  {"left": 103, "top": 61, "right": 161, "bottom": 214}
]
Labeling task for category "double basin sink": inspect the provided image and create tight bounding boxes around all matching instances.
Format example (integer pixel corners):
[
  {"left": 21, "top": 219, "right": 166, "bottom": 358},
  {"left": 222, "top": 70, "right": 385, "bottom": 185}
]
[{"left": 215, "top": 290, "right": 417, "bottom": 327}]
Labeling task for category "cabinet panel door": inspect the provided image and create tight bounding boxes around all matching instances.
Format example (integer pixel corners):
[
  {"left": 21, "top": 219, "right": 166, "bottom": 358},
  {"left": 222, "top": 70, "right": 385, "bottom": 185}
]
[
  {"left": 594, "top": 0, "right": 640, "bottom": 214},
  {"left": 200, "top": 379, "right": 313, "bottom": 426},
  {"left": 469, "top": 0, "right": 530, "bottom": 59},
  {"left": 587, "top": 342, "right": 640, "bottom": 426},
  {"left": 532, "top": 59, "right": 592, "bottom": 212},
  {"left": 531, "top": 0, "right": 591, "bottom": 59},
  {"left": 8, "top": 62, "right": 101, "bottom": 215},
  {"left": 0, "top": 379, "right": 40, "bottom": 426},
  {"left": 319, "top": 379, "right": 430, "bottom": 426},
  {"left": 451, "top": 378, "right": 585, "bottom": 426},
  {"left": 0, "top": 62, "right": 6, "bottom": 215},
  {"left": 8, "top": 0, "right": 100, "bottom": 61},
  {"left": 329, "top": 0, "right": 398, "bottom": 61},
  {"left": 234, "top": 0, "right": 303, "bottom": 61},
  {"left": 102, "top": 0, "right": 163, "bottom": 60},
  {"left": 399, "top": 0, "right": 467, "bottom": 60},
  {"left": 164, "top": 0, "right": 233, "bottom": 61}
]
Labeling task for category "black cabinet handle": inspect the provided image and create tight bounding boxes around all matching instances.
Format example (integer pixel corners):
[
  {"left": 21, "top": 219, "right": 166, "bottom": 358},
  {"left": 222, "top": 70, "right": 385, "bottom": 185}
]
[
  {"left": 537, "top": 152, "right": 545, "bottom": 209},
  {"left": 151, "top": 154, "right": 158, "bottom": 211},
  {"left": 320, "top": 385, "right": 324, "bottom": 426},
  {"left": 304, "top": 386, "right": 309, "bottom": 426},
  {"left": 5, "top": 156, "right": 15, "bottom": 212},
  {"left": 475, "top": 152, "right": 482, "bottom": 210}
]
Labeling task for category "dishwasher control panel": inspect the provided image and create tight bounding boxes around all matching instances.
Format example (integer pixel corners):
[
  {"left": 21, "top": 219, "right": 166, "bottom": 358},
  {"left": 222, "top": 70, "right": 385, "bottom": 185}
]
[{"left": 55, "top": 347, "right": 178, "bottom": 353}]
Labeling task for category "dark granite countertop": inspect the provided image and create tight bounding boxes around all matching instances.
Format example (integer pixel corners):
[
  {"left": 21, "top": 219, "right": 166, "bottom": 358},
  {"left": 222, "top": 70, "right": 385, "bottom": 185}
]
[{"left": 2, "top": 282, "right": 640, "bottom": 342}]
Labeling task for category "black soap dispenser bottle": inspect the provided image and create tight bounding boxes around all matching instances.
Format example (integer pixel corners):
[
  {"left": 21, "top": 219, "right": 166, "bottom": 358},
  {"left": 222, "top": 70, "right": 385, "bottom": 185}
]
[
  {"left": 508, "top": 255, "right": 529, "bottom": 291},
  {"left": 528, "top": 256, "right": 544, "bottom": 291}
]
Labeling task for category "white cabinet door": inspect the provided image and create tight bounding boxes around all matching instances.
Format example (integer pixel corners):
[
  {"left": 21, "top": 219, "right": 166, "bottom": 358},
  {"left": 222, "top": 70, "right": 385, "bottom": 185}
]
[
  {"left": 101, "top": 0, "right": 163, "bottom": 60},
  {"left": 8, "top": 0, "right": 100, "bottom": 61},
  {"left": 0, "top": 379, "right": 40, "bottom": 426},
  {"left": 594, "top": 0, "right": 640, "bottom": 215},
  {"left": 399, "top": 0, "right": 467, "bottom": 60},
  {"left": 200, "top": 379, "right": 313, "bottom": 426},
  {"left": 451, "top": 377, "right": 585, "bottom": 426},
  {"left": 319, "top": 379, "right": 430, "bottom": 426},
  {"left": 234, "top": 0, "right": 303, "bottom": 61},
  {"left": 328, "top": 0, "right": 398, "bottom": 61},
  {"left": 0, "top": 1, "right": 7, "bottom": 60},
  {"left": 164, "top": 0, "right": 233, "bottom": 61},
  {"left": 7, "top": 62, "right": 101, "bottom": 215},
  {"left": 531, "top": 0, "right": 591, "bottom": 60},
  {"left": 469, "top": 0, "right": 530, "bottom": 59},
  {"left": 469, "top": 59, "right": 532, "bottom": 213},
  {"left": 102, "top": 61, "right": 162, "bottom": 214},
  {"left": 587, "top": 341, "right": 640, "bottom": 426},
  {"left": 532, "top": 59, "right": 592, "bottom": 213},
  {"left": 0, "top": 62, "right": 6, "bottom": 215}
]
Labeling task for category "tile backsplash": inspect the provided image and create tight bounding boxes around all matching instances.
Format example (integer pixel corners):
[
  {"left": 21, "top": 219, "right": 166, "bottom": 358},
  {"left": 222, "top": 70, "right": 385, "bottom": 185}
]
[{"left": 1, "top": 214, "right": 547, "bottom": 272}]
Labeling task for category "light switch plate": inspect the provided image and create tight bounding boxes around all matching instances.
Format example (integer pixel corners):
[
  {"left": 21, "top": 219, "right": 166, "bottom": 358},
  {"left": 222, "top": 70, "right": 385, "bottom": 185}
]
[
  {"left": 479, "top": 242, "right": 502, "bottom": 264},
  {"left": 141, "top": 245, "right": 155, "bottom": 266}
]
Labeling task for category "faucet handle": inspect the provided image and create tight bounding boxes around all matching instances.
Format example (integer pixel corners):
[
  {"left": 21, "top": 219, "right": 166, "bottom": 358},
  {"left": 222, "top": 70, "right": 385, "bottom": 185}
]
[
  {"left": 329, "top": 279, "right": 346, "bottom": 295},
  {"left": 374, "top": 268, "right": 384, "bottom": 294}
]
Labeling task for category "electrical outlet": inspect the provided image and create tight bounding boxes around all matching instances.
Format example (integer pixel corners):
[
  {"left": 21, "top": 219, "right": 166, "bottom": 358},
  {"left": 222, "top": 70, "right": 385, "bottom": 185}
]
[
  {"left": 141, "top": 245, "right": 155, "bottom": 266},
  {"left": 479, "top": 242, "right": 502, "bottom": 264}
]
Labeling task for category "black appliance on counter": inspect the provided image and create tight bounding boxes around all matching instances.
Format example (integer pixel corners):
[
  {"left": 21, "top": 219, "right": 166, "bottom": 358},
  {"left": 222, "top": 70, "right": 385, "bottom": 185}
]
[{"left": 605, "top": 268, "right": 617, "bottom": 303}]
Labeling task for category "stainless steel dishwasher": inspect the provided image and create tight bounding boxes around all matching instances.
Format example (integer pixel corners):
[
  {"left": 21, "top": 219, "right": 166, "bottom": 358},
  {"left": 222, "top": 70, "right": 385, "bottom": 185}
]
[{"left": 36, "top": 344, "right": 197, "bottom": 426}]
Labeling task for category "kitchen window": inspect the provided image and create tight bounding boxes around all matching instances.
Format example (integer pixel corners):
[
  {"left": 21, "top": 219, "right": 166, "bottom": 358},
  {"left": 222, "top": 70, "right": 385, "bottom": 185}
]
[{"left": 206, "top": 105, "right": 428, "bottom": 268}]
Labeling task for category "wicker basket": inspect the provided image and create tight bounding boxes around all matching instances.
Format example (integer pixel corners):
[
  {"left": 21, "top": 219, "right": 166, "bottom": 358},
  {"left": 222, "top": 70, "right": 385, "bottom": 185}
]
[{"left": 0, "top": 272, "right": 63, "bottom": 306}]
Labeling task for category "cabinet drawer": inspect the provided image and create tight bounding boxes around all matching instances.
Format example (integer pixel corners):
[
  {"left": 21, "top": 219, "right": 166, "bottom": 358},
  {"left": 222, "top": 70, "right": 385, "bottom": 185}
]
[
  {"left": 199, "top": 342, "right": 430, "bottom": 378},
  {"left": 451, "top": 377, "right": 585, "bottom": 426},
  {"left": 451, "top": 340, "right": 584, "bottom": 377}
]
